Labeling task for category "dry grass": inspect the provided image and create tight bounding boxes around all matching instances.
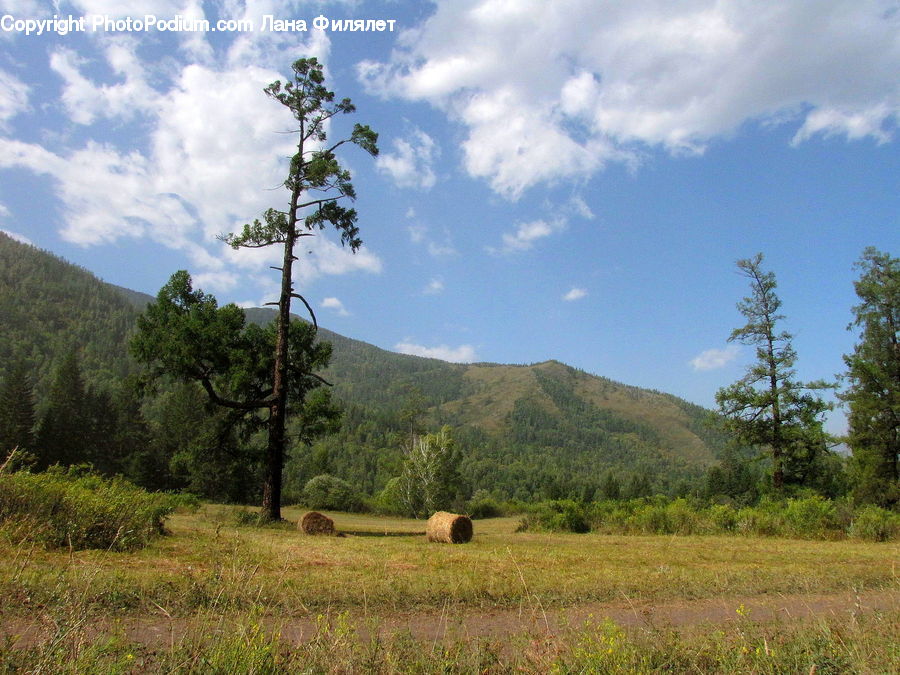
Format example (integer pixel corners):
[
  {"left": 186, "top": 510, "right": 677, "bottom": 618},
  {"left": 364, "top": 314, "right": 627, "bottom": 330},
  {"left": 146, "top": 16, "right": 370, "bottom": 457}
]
[{"left": 1, "top": 504, "right": 896, "bottom": 621}]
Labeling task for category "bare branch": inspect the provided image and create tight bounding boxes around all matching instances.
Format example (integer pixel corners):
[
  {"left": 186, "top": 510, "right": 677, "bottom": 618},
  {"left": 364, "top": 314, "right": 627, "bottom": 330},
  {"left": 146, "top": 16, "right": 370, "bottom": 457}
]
[{"left": 292, "top": 292, "right": 317, "bottom": 330}]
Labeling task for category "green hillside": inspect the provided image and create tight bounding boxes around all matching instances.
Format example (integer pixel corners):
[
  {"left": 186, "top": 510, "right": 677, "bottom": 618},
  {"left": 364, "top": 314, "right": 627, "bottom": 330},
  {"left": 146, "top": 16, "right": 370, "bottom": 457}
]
[{"left": 0, "top": 232, "right": 728, "bottom": 499}]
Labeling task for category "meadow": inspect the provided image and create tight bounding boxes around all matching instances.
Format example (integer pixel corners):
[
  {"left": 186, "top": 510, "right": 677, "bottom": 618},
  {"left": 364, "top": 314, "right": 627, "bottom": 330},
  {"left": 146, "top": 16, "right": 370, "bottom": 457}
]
[{"left": 0, "top": 503, "right": 898, "bottom": 672}]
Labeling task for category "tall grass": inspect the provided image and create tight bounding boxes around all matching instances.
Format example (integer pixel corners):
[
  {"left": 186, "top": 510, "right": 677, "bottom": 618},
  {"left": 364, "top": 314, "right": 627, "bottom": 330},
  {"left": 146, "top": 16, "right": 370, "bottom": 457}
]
[
  {"left": 0, "top": 467, "right": 179, "bottom": 551},
  {"left": 518, "top": 496, "right": 900, "bottom": 541}
]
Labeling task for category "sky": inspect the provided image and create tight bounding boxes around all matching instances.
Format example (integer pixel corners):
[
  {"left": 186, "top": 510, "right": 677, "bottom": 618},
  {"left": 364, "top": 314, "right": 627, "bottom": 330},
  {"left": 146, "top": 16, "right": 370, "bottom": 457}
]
[{"left": 1, "top": 0, "right": 898, "bottom": 434}]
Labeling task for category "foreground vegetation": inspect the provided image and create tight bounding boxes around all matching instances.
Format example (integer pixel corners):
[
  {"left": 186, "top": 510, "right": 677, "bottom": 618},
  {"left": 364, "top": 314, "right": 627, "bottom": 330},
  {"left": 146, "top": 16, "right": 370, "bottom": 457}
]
[
  {"left": 0, "top": 499, "right": 897, "bottom": 671},
  {"left": 0, "top": 467, "right": 179, "bottom": 551},
  {"left": 2, "top": 604, "right": 896, "bottom": 673}
]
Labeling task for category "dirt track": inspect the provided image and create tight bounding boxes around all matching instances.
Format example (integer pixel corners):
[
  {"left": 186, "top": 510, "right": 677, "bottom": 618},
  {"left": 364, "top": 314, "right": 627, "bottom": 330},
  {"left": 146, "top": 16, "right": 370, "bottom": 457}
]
[{"left": 3, "top": 588, "right": 897, "bottom": 648}]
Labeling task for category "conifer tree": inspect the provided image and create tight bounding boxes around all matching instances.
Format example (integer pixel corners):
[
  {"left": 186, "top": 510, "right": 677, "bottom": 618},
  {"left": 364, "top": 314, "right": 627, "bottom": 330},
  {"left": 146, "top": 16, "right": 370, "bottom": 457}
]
[
  {"left": 716, "top": 253, "right": 833, "bottom": 493},
  {"left": 842, "top": 247, "right": 899, "bottom": 506},
  {"left": 0, "top": 363, "right": 37, "bottom": 455},
  {"left": 34, "top": 352, "right": 89, "bottom": 468},
  {"left": 221, "top": 57, "right": 377, "bottom": 520},
  {"left": 133, "top": 58, "right": 377, "bottom": 520}
]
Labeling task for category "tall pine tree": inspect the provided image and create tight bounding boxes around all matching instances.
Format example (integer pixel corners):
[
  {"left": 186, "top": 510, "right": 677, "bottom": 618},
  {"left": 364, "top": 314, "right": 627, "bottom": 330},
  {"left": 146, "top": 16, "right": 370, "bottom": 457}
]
[
  {"left": 716, "top": 253, "right": 833, "bottom": 493},
  {"left": 842, "top": 247, "right": 899, "bottom": 507}
]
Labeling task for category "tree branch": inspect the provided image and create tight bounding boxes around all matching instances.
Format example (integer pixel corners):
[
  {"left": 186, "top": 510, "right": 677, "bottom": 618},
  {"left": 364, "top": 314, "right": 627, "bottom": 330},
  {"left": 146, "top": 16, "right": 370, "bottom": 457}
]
[
  {"left": 292, "top": 292, "right": 317, "bottom": 330},
  {"left": 199, "top": 377, "right": 272, "bottom": 410}
]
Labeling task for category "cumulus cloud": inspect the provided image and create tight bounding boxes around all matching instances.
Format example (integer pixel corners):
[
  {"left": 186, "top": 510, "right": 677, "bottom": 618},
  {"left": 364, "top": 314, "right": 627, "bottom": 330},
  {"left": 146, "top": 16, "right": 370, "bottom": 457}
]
[
  {"left": 0, "top": 34, "right": 381, "bottom": 300},
  {"left": 322, "top": 297, "right": 350, "bottom": 316},
  {"left": 690, "top": 345, "right": 740, "bottom": 371},
  {"left": 395, "top": 341, "right": 477, "bottom": 363},
  {"left": 360, "top": 0, "right": 900, "bottom": 198},
  {"left": 563, "top": 287, "right": 587, "bottom": 302},
  {"left": 50, "top": 42, "right": 159, "bottom": 124},
  {"left": 376, "top": 127, "right": 439, "bottom": 189}
]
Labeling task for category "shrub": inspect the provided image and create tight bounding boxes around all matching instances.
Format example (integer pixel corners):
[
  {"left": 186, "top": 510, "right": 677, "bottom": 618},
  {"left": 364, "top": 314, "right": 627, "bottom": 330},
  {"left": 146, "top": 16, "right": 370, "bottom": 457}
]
[
  {"left": 517, "top": 500, "right": 589, "bottom": 533},
  {"left": 466, "top": 489, "right": 503, "bottom": 519},
  {"left": 369, "top": 477, "right": 407, "bottom": 516},
  {"left": 783, "top": 496, "right": 838, "bottom": 538},
  {"left": 849, "top": 505, "right": 900, "bottom": 542},
  {"left": 0, "top": 467, "right": 176, "bottom": 551},
  {"left": 302, "top": 474, "right": 361, "bottom": 512},
  {"left": 709, "top": 503, "right": 738, "bottom": 532},
  {"left": 513, "top": 495, "right": 899, "bottom": 541}
]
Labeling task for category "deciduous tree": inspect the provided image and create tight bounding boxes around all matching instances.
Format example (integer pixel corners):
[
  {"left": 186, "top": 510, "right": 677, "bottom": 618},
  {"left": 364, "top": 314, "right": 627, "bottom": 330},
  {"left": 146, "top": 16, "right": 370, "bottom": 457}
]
[{"left": 398, "top": 426, "right": 462, "bottom": 518}]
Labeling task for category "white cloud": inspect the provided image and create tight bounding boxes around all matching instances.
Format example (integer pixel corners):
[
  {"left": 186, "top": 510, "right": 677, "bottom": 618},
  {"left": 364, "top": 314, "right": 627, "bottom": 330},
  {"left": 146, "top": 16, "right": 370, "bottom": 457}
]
[
  {"left": 494, "top": 218, "right": 566, "bottom": 253},
  {"left": 563, "top": 287, "right": 587, "bottom": 302},
  {"left": 322, "top": 297, "right": 350, "bottom": 316},
  {"left": 0, "top": 69, "right": 28, "bottom": 128},
  {"left": 0, "top": 36, "right": 381, "bottom": 301},
  {"left": 408, "top": 224, "right": 427, "bottom": 243},
  {"left": 395, "top": 341, "right": 477, "bottom": 363},
  {"left": 376, "top": 128, "right": 439, "bottom": 189},
  {"left": 0, "top": 0, "right": 41, "bottom": 15},
  {"left": 427, "top": 240, "right": 456, "bottom": 257},
  {"left": 50, "top": 42, "right": 158, "bottom": 124},
  {"left": 408, "top": 223, "right": 456, "bottom": 257},
  {"left": 360, "top": 0, "right": 900, "bottom": 198},
  {"left": 1, "top": 229, "right": 32, "bottom": 245},
  {"left": 423, "top": 277, "right": 444, "bottom": 295},
  {"left": 569, "top": 195, "right": 595, "bottom": 220},
  {"left": 690, "top": 345, "right": 740, "bottom": 371},
  {"left": 192, "top": 270, "right": 239, "bottom": 293}
]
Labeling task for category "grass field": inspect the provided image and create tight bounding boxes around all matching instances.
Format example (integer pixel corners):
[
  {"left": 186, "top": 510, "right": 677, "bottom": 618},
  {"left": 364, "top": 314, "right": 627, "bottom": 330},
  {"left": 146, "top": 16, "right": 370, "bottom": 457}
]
[{"left": 1, "top": 504, "right": 898, "bottom": 672}]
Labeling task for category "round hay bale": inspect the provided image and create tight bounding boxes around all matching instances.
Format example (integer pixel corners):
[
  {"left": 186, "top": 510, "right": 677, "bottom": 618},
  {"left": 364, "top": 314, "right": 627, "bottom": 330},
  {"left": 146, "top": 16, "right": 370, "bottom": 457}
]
[
  {"left": 299, "top": 511, "right": 335, "bottom": 536},
  {"left": 426, "top": 511, "right": 473, "bottom": 544}
]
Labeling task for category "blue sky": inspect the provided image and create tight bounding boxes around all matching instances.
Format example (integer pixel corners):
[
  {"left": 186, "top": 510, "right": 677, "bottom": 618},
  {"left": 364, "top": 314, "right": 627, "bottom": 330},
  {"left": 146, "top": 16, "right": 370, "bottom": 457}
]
[{"left": 1, "top": 0, "right": 897, "bottom": 434}]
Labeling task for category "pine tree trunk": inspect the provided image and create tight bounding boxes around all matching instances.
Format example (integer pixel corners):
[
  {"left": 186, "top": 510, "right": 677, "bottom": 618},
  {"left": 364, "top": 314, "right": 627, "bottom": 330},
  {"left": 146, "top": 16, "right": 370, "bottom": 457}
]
[{"left": 262, "top": 224, "right": 297, "bottom": 521}]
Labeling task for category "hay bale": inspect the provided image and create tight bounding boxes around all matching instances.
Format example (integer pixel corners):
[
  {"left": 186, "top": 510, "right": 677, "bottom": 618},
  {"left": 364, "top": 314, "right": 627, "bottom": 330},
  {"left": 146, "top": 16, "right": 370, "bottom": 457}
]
[
  {"left": 299, "top": 511, "right": 335, "bottom": 536},
  {"left": 426, "top": 511, "right": 473, "bottom": 544}
]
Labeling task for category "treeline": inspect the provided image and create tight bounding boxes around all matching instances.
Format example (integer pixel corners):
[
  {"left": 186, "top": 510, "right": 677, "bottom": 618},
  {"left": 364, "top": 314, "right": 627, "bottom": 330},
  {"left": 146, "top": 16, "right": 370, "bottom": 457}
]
[{"left": 0, "top": 232, "right": 897, "bottom": 516}]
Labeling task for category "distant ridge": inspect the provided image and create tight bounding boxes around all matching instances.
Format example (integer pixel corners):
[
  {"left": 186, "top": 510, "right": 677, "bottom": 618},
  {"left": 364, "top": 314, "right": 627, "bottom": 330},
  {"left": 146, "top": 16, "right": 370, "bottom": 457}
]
[{"left": 0, "top": 231, "right": 727, "bottom": 496}]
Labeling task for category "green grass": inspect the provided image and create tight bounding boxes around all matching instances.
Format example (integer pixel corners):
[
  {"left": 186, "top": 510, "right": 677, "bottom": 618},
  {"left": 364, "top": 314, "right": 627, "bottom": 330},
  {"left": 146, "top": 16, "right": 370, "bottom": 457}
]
[{"left": 1, "top": 504, "right": 897, "bottom": 672}]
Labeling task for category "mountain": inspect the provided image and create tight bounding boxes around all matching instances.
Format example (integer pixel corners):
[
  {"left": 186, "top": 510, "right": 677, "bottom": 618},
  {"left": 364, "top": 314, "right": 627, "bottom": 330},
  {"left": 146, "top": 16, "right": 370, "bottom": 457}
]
[{"left": 0, "top": 232, "right": 727, "bottom": 498}]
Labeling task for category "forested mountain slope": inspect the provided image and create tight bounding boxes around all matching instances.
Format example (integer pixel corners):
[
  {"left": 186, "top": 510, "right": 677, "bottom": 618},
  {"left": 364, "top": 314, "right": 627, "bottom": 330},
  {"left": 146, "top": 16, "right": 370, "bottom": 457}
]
[
  {"left": 0, "top": 233, "right": 140, "bottom": 398},
  {"left": 0, "top": 232, "right": 727, "bottom": 498}
]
